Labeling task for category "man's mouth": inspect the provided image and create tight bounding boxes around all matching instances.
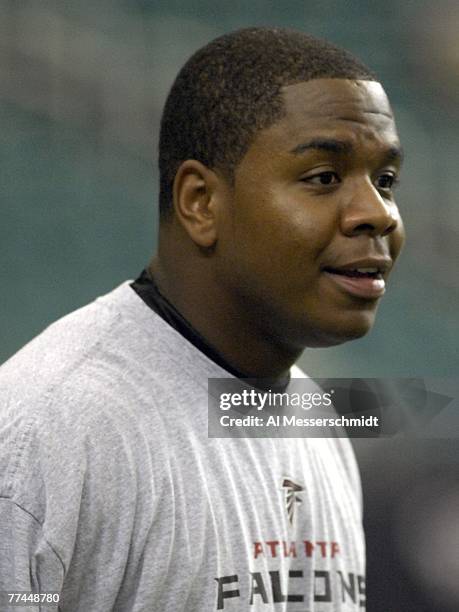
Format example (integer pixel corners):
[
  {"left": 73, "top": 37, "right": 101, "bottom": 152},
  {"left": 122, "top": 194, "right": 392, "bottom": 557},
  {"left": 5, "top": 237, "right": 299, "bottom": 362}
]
[
  {"left": 323, "top": 266, "right": 383, "bottom": 279},
  {"left": 322, "top": 262, "right": 390, "bottom": 299}
]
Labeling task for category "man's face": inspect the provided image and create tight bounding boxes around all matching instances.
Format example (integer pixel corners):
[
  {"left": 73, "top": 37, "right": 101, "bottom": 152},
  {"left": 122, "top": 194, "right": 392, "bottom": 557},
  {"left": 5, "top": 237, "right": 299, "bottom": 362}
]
[{"left": 215, "top": 79, "right": 405, "bottom": 349}]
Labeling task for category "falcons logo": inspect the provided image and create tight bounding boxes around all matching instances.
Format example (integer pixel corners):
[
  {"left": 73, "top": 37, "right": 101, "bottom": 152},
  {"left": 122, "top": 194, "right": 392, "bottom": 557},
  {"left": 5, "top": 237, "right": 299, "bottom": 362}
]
[{"left": 282, "top": 478, "right": 304, "bottom": 525}]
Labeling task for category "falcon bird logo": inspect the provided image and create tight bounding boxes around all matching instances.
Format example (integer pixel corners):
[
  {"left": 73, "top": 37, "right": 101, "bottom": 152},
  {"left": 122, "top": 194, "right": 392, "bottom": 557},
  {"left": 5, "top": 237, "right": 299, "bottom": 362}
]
[{"left": 282, "top": 478, "right": 304, "bottom": 525}]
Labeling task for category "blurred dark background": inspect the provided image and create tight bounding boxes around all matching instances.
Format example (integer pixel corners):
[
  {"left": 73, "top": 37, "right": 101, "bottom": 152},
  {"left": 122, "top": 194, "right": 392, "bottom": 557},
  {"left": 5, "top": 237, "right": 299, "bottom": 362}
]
[{"left": 1, "top": 1, "right": 458, "bottom": 609}]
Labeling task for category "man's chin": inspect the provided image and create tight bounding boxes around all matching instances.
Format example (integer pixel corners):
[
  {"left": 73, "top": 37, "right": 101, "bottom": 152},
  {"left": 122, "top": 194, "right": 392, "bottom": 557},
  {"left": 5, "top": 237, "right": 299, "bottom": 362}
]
[
  {"left": 308, "top": 329, "right": 370, "bottom": 348},
  {"left": 299, "top": 313, "right": 376, "bottom": 348}
]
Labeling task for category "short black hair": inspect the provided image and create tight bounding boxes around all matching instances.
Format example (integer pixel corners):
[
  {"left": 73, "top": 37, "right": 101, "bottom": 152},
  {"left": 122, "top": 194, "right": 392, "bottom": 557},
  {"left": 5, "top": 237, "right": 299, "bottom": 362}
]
[{"left": 158, "top": 27, "right": 376, "bottom": 220}]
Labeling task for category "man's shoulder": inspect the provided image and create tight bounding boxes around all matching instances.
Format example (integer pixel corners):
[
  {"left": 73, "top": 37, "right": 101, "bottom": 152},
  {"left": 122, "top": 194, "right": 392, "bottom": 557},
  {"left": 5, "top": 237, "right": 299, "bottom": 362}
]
[
  {"left": 0, "top": 281, "right": 179, "bottom": 422},
  {"left": 0, "top": 279, "right": 212, "bottom": 420},
  {"left": 1, "top": 283, "right": 127, "bottom": 398},
  {"left": 0, "top": 281, "right": 168, "bottom": 509}
]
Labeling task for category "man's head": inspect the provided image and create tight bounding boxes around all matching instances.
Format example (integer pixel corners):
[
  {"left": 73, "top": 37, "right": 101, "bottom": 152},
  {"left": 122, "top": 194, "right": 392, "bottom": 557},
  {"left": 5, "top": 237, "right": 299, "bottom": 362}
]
[
  {"left": 159, "top": 27, "right": 377, "bottom": 220},
  {"left": 154, "top": 27, "right": 405, "bottom": 360}
]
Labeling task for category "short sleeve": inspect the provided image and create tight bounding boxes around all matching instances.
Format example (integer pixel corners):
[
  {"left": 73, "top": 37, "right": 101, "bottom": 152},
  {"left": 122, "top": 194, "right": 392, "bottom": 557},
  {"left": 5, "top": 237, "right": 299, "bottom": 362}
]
[{"left": 0, "top": 498, "right": 64, "bottom": 611}]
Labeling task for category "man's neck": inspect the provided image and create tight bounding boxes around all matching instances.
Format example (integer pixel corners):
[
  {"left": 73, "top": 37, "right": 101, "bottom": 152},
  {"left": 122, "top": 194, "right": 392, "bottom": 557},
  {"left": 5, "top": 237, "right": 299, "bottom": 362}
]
[{"left": 148, "top": 258, "right": 302, "bottom": 384}]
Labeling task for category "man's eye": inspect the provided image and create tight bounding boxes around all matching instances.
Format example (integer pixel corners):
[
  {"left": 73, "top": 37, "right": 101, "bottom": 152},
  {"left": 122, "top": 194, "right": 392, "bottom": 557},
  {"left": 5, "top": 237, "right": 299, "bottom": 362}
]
[
  {"left": 376, "top": 173, "right": 398, "bottom": 190},
  {"left": 303, "top": 171, "right": 340, "bottom": 186}
]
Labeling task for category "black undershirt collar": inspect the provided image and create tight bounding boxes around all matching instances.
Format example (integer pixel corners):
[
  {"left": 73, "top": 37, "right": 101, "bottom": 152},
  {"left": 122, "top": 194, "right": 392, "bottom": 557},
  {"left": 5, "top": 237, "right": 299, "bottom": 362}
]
[{"left": 130, "top": 269, "right": 290, "bottom": 392}]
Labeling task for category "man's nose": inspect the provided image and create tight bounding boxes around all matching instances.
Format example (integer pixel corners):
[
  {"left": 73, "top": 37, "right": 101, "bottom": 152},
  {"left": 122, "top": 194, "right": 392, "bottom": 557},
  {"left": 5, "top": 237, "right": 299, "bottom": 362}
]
[{"left": 340, "top": 179, "right": 400, "bottom": 237}]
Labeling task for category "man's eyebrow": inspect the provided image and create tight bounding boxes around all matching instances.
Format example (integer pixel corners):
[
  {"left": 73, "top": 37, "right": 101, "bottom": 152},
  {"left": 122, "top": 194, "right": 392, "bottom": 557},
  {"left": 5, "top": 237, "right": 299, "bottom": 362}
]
[
  {"left": 385, "top": 145, "right": 404, "bottom": 165},
  {"left": 290, "top": 139, "right": 405, "bottom": 165},
  {"left": 290, "top": 138, "right": 353, "bottom": 155}
]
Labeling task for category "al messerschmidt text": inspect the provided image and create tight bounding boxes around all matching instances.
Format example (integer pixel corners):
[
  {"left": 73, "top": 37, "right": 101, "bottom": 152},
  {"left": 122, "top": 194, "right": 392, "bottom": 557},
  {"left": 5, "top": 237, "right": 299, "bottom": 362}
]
[{"left": 220, "top": 415, "right": 379, "bottom": 428}]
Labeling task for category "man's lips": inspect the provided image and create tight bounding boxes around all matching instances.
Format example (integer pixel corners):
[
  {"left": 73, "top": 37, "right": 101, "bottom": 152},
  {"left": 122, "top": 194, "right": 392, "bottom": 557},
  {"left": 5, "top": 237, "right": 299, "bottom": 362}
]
[
  {"left": 323, "top": 272, "right": 386, "bottom": 299},
  {"left": 321, "top": 258, "right": 392, "bottom": 299}
]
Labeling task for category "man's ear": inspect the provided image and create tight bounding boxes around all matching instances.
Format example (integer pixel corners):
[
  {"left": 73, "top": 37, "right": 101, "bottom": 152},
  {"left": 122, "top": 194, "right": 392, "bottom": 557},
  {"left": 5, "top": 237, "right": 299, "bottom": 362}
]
[{"left": 172, "top": 159, "right": 223, "bottom": 248}]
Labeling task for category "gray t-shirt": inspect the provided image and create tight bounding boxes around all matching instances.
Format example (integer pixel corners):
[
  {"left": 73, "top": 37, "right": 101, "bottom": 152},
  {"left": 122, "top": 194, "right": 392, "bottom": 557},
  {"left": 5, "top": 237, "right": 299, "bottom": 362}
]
[{"left": 0, "top": 282, "right": 365, "bottom": 611}]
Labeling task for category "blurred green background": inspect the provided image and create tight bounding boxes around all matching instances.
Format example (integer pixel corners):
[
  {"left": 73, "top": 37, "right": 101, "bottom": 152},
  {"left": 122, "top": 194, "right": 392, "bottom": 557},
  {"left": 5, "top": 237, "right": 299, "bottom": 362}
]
[{"left": 1, "top": 1, "right": 458, "bottom": 610}]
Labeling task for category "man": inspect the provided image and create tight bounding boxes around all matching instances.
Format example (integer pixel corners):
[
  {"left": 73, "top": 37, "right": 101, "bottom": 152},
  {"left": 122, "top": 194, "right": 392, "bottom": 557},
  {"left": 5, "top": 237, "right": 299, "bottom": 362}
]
[{"left": 0, "top": 27, "right": 404, "bottom": 611}]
